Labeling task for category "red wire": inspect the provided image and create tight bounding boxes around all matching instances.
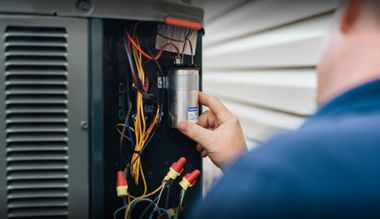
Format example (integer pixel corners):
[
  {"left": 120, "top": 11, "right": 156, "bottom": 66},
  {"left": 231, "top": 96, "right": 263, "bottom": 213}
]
[
  {"left": 126, "top": 31, "right": 180, "bottom": 60},
  {"left": 125, "top": 29, "right": 174, "bottom": 94}
]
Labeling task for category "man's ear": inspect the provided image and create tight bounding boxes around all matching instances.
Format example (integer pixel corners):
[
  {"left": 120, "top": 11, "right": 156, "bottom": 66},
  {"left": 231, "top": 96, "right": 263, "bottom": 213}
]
[{"left": 340, "top": 0, "right": 362, "bottom": 33}]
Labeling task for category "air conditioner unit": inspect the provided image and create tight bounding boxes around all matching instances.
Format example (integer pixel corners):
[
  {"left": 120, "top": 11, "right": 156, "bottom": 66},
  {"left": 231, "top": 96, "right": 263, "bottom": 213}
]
[{"left": 0, "top": 1, "right": 203, "bottom": 218}]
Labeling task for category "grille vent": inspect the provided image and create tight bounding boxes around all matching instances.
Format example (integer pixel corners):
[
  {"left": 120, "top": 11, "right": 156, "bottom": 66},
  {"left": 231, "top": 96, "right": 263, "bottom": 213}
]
[{"left": 4, "top": 26, "right": 69, "bottom": 219}]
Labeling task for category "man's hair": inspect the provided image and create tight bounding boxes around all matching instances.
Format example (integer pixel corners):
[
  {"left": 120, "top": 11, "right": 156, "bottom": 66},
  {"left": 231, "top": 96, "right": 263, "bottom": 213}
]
[
  {"left": 367, "top": 0, "right": 380, "bottom": 26},
  {"left": 345, "top": 0, "right": 380, "bottom": 25}
]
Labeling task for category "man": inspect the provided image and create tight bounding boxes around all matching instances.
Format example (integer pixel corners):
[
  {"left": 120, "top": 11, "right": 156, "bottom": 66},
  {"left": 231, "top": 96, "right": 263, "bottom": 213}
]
[{"left": 178, "top": 0, "right": 380, "bottom": 218}]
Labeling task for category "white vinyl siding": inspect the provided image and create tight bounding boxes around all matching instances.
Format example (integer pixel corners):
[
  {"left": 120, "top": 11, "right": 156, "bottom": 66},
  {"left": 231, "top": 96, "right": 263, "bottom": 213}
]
[{"left": 200, "top": 0, "right": 339, "bottom": 144}]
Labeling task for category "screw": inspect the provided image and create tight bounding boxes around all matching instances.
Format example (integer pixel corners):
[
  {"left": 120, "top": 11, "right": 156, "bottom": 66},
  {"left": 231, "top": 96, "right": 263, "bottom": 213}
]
[
  {"left": 80, "top": 121, "right": 88, "bottom": 130},
  {"left": 77, "top": 0, "right": 92, "bottom": 13}
]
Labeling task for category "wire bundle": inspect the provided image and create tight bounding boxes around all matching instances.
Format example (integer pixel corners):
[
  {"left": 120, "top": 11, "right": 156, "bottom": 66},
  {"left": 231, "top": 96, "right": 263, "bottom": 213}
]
[
  {"left": 115, "top": 23, "right": 197, "bottom": 219},
  {"left": 121, "top": 27, "right": 162, "bottom": 193},
  {"left": 117, "top": 24, "right": 182, "bottom": 202}
]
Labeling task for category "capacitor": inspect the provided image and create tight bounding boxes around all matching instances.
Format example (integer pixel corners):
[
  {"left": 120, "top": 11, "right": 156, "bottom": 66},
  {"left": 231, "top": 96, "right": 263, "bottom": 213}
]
[{"left": 168, "top": 66, "right": 199, "bottom": 128}]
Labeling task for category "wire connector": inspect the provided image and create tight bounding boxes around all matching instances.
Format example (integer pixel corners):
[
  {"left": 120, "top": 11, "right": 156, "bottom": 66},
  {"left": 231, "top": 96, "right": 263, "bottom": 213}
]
[
  {"left": 164, "top": 157, "right": 187, "bottom": 181},
  {"left": 179, "top": 169, "right": 200, "bottom": 190},
  {"left": 116, "top": 171, "right": 128, "bottom": 197}
]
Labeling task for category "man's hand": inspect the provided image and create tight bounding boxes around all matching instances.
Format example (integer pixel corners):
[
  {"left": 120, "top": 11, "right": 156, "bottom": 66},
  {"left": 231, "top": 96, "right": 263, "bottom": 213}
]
[{"left": 178, "top": 92, "right": 247, "bottom": 168}]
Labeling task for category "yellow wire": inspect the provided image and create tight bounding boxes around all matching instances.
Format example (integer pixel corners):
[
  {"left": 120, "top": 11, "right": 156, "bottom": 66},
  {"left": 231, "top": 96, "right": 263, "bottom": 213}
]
[
  {"left": 119, "top": 27, "right": 162, "bottom": 207},
  {"left": 127, "top": 181, "right": 163, "bottom": 200},
  {"left": 129, "top": 31, "right": 152, "bottom": 186}
]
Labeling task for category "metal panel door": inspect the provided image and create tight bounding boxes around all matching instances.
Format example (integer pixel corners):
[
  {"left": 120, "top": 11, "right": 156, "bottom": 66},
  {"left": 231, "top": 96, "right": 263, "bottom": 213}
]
[{"left": 0, "top": 15, "right": 89, "bottom": 219}]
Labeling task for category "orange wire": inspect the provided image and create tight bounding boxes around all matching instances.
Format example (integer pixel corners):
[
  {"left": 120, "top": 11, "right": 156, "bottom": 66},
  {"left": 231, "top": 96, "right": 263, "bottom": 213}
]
[{"left": 126, "top": 32, "right": 180, "bottom": 60}]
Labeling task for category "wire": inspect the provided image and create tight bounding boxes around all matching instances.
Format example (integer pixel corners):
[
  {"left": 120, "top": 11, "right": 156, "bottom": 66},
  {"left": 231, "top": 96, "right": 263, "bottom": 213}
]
[
  {"left": 155, "top": 183, "right": 166, "bottom": 208},
  {"left": 186, "top": 34, "right": 194, "bottom": 65},
  {"left": 141, "top": 181, "right": 170, "bottom": 219},
  {"left": 125, "top": 27, "right": 156, "bottom": 186},
  {"left": 116, "top": 124, "right": 135, "bottom": 142},
  {"left": 128, "top": 183, "right": 163, "bottom": 200},
  {"left": 117, "top": 25, "right": 167, "bottom": 215},
  {"left": 148, "top": 208, "right": 170, "bottom": 219},
  {"left": 181, "top": 29, "right": 194, "bottom": 64},
  {"left": 164, "top": 182, "right": 171, "bottom": 209},
  {"left": 125, "top": 198, "right": 156, "bottom": 219},
  {"left": 179, "top": 189, "right": 186, "bottom": 207},
  {"left": 127, "top": 105, "right": 161, "bottom": 174},
  {"left": 113, "top": 203, "right": 129, "bottom": 219},
  {"left": 174, "top": 190, "right": 186, "bottom": 219},
  {"left": 126, "top": 44, "right": 161, "bottom": 183},
  {"left": 126, "top": 31, "right": 180, "bottom": 60},
  {"left": 123, "top": 36, "right": 149, "bottom": 94},
  {"left": 139, "top": 187, "right": 163, "bottom": 219}
]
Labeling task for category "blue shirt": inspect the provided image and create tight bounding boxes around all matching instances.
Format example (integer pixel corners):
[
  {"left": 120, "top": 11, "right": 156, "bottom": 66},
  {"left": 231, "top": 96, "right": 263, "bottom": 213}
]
[{"left": 191, "top": 80, "right": 380, "bottom": 218}]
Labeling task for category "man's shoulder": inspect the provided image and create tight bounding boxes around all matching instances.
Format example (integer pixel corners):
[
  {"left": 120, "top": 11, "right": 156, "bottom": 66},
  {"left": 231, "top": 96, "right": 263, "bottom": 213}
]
[
  {"left": 215, "top": 113, "right": 380, "bottom": 194},
  {"left": 233, "top": 113, "right": 380, "bottom": 187},
  {"left": 269, "top": 113, "right": 380, "bottom": 148},
  {"left": 192, "top": 114, "right": 380, "bottom": 219}
]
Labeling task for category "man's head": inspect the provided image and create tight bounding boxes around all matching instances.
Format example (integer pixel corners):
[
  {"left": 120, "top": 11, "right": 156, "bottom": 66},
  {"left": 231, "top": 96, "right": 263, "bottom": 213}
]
[{"left": 317, "top": 0, "right": 380, "bottom": 105}]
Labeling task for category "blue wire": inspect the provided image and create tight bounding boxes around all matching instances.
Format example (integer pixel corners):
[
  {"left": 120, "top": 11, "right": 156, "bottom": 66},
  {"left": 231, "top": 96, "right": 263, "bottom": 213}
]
[
  {"left": 113, "top": 203, "right": 129, "bottom": 219},
  {"left": 127, "top": 121, "right": 134, "bottom": 148},
  {"left": 139, "top": 195, "right": 160, "bottom": 219},
  {"left": 148, "top": 207, "right": 170, "bottom": 219}
]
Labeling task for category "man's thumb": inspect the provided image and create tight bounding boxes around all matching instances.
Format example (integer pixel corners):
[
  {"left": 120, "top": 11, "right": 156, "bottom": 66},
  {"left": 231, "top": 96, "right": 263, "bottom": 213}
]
[{"left": 178, "top": 121, "right": 210, "bottom": 145}]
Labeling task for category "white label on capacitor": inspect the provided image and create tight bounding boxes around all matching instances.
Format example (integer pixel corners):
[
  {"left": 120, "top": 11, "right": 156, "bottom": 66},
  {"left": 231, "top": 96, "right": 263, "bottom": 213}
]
[{"left": 188, "top": 107, "right": 198, "bottom": 123}]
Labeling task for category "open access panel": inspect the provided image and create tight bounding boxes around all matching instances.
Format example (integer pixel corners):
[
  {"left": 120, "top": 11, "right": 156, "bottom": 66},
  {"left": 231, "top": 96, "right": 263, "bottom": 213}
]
[{"left": 102, "top": 20, "right": 204, "bottom": 219}]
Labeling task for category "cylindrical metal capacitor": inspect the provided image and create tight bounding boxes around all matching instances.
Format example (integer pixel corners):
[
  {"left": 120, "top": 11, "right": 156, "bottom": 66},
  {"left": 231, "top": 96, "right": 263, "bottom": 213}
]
[{"left": 169, "top": 67, "right": 199, "bottom": 128}]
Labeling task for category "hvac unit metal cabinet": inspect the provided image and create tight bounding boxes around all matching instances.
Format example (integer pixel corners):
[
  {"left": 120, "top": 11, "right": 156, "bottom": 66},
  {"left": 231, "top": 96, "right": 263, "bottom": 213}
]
[
  {"left": 0, "top": 16, "right": 89, "bottom": 218},
  {"left": 0, "top": 1, "right": 204, "bottom": 219}
]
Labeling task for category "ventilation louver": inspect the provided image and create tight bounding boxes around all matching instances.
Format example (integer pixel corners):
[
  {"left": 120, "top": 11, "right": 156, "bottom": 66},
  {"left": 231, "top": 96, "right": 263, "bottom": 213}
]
[{"left": 4, "top": 25, "right": 69, "bottom": 219}]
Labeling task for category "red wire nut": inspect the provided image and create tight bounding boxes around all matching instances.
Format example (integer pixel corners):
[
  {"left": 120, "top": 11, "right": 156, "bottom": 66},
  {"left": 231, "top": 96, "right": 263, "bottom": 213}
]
[
  {"left": 116, "top": 171, "right": 128, "bottom": 197},
  {"left": 180, "top": 169, "right": 201, "bottom": 190},
  {"left": 164, "top": 157, "right": 187, "bottom": 181},
  {"left": 171, "top": 157, "right": 187, "bottom": 174}
]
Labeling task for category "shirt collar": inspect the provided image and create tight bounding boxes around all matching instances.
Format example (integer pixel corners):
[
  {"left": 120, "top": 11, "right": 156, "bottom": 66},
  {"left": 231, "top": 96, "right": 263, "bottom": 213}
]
[{"left": 310, "top": 79, "right": 380, "bottom": 120}]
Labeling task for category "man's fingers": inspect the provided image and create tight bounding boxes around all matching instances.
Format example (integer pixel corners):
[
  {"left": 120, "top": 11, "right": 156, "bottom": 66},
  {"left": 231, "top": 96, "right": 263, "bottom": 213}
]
[
  {"left": 178, "top": 121, "right": 213, "bottom": 147},
  {"left": 197, "top": 110, "right": 218, "bottom": 128},
  {"left": 201, "top": 150, "right": 208, "bottom": 158},
  {"left": 199, "top": 92, "right": 232, "bottom": 123}
]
